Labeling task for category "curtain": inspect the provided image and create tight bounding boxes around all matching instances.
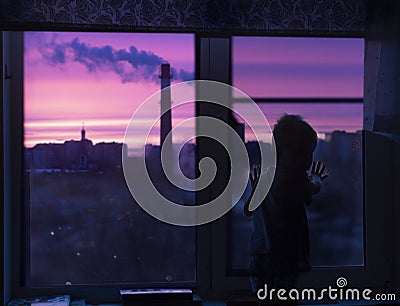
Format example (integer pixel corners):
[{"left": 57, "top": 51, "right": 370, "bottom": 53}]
[{"left": 2, "top": 0, "right": 365, "bottom": 34}]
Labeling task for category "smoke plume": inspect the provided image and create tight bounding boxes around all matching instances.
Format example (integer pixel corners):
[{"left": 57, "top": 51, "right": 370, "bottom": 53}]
[{"left": 38, "top": 36, "right": 194, "bottom": 83}]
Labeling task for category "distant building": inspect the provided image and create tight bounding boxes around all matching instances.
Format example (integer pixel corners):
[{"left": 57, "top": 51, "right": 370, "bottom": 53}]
[
  {"left": 25, "top": 127, "right": 127, "bottom": 172},
  {"left": 317, "top": 130, "right": 363, "bottom": 163}
]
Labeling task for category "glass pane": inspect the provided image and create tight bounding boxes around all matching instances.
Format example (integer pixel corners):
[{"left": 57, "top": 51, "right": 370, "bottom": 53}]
[
  {"left": 231, "top": 36, "right": 364, "bottom": 270},
  {"left": 24, "top": 32, "right": 196, "bottom": 285},
  {"left": 233, "top": 36, "right": 364, "bottom": 98}
]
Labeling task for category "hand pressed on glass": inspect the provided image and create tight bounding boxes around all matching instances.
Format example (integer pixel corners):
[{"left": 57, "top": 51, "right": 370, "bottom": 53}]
[{"left": 310, "top": 160, "right": 329, "bottom": 180}]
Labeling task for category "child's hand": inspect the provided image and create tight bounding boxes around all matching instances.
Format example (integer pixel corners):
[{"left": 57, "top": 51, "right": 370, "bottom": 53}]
[
  {"left": 310, "top": 161, "right": 329, "bottom": 180},
  {"left": 249, "top": 165, "right": 261, "bottom": 189},
  {"left": 244, "top": 165, "right": 262, "bottom": 216},
  {"left": 307, "top": 161, "right": 328, "bottom": 196}
]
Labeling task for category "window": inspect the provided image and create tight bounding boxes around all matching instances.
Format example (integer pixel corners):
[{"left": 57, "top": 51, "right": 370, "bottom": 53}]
[
  {"left": 24, "top": 32, "right": 196, "bottom": 285},
  {"left": 208, "top": 36, "right": 390, "bottom": 293},
  {"left": 230, "top": 36, "right": 365, "bottom": 272},
  {"left": 4, "top": 33, "right": 393, "bottom": 302}
]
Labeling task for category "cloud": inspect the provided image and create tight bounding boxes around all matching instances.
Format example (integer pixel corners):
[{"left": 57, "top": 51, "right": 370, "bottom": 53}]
[
  {"left": 171, "top": 68, "right": 195, "bottom": 82},
  {"left": 34, "top": 35, "right": 193, "bottom": 83}
]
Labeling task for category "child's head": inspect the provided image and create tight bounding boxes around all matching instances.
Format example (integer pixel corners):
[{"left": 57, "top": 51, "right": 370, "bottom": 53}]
[{"left": 273, "top": 114, "right": 317, "bottom": 170}]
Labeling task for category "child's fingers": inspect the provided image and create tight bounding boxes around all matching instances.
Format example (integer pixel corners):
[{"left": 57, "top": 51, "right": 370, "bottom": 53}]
[
  {"left": 318, "top": 163, "right": 326, "bottom": 176},
  {"left": 249, "top": 167, "right": 253, "bottom": 182},
  {"left": 317, "top": 160, "right": 324, "bottom": 175},
  {"left": 311, "top": 161, "right": 316, "bottom": 173},
  {"left": 249, "top": 165, "right": 261, "bottom": 186},
  {"left": 311, "top": 161, "right": 329, "bottom": 180},
  {"left": 321, "top": 167, "right": 329, "bottom": 180}
]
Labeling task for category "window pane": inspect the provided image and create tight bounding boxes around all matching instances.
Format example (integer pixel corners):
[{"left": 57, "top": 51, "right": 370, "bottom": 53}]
[
  {"left": 233, "top": 36, "right": 364, "bottom": 98},
  {"left": 231, "top": 36, "right": 364, "bottom": 271},
  {"left": 24, "top": 32, "right": 196, "bottom": 285}
]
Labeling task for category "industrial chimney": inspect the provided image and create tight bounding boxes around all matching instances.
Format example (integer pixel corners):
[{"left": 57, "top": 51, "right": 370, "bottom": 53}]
[{"left": 159, "top": 63, "right": 172, "bottom": 148}]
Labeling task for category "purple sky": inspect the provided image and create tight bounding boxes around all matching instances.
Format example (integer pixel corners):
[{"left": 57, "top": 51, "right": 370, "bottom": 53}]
[
  {"left": 24, "top": 32, "right": 195, "bottom": 153},
  {"left": 233, "top": 36, "right": 364, "bottom": 98},
  {"left": 24, "top": 33, "right": 364, "bottom": 153}
]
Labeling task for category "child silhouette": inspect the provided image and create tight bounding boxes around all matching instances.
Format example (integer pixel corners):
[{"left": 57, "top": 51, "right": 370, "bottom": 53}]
[{"left": 244, "top": 114, "right": 328, "bottom": 305}]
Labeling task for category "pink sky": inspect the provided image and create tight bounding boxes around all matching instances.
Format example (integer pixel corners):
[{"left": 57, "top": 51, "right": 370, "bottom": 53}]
[
  {"left": 24, "top": 33, "right": 364, "bottom": 153},
  {"left": 24, "top": 32, "right": 195, "bottom": 152}
]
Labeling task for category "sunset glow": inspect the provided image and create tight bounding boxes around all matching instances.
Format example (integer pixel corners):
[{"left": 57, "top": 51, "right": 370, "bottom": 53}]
[
  {"left": 24, "top": 32, "right": 195, "bottom": 150},
  {"left": 24, "top": 33, "right": 364, "bottom": 151}
]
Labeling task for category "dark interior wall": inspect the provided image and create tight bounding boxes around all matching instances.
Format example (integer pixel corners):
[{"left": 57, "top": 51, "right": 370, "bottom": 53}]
[
  {"left": 1, "top": 0, "right": 365, "bottom": 35},
  {"left": 365, "top": 0, "right": 400, "bottom": 296},
  {"left": 365, "top": 0, "right": 400, "bottom": 135},
  {"left": 2, "top": 31, "right": 13, "bottom": 305},
  {"left": 395, "top": 145, "right": 400, "bottom": 296},
  {"left": 1, "top": 30, "right": 5, "bottom": 305}
]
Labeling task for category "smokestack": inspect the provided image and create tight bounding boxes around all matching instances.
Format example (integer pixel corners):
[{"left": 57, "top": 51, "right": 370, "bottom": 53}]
[{"left": 159, "top": 63, "right": 172, "bottom": 148}]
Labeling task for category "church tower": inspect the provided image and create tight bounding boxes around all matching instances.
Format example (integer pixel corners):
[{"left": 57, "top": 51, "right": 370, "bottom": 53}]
[{"left": 81, "top": 123, "right": 86, "bottom": 141}]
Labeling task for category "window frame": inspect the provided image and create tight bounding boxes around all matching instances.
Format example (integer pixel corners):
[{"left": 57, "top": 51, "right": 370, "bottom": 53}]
[
  {"left": 6, "top": 30, "right": 201, "bottom": 303},
  {"left": 22, "top": 31, "right": 198, "bottom": 289},
  {"left": 209, "top": 35, "right": 394, "bottom": 295},
  {"left": 3, "top": 31, "right": 395, "bottom": 303}
]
